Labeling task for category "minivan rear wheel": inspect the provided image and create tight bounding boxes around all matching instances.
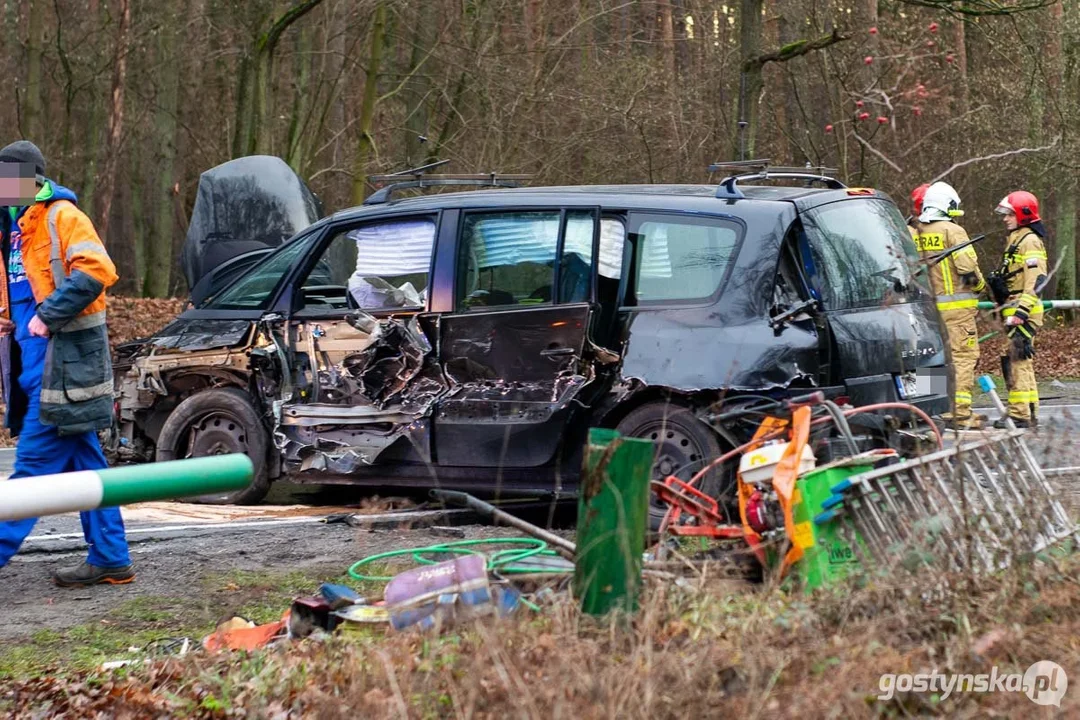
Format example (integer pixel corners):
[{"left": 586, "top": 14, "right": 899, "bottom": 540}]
[
  {"left": 156, "top": 387, "right": 271, "bottom": 505},
  {"left": 615, "top": 403, "right": 735, "bottom": 531}
]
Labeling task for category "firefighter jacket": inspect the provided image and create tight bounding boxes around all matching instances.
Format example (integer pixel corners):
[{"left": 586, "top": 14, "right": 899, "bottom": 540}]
[
  {"left": 0, "top": 183, "right": 118, "bottom": 435},
  {"left": 1000, "top": 227, "right": 1047, "bottom": 326},
  {"left": 914, "top": 219, "right": 986, "bottom": 312}
]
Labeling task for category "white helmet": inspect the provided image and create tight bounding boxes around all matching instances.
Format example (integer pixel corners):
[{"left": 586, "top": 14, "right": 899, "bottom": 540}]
[{"left": 918, "top": 181, "right": 963, "bottom": 223}]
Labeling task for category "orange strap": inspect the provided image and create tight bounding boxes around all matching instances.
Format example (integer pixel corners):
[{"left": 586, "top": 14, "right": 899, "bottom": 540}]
[
  {"left": 775, "top": 406, "right": 811, "bottom": 573},
  {"left": 737, "top": 416, "right": 790, "bottom": 564}
]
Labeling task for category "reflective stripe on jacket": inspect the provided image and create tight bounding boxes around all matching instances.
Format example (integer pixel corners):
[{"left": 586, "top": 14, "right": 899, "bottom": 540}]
[
  {"left": 0, "top": 194, "right": 117, "bottom": 435},
  {"left": 1001, "top": 228, "right": 1047, "bottom": 326},
  {"left": 914, "top": 220, "right": 986, "bottom": 304}
]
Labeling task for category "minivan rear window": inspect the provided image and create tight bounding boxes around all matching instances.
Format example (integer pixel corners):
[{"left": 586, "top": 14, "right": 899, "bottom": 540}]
[
  {"left": 627, "top": 213, "right": 741, "bottom": 304},
  {"left": 801, "top": 199, "right": 919, "bottom": 310}
]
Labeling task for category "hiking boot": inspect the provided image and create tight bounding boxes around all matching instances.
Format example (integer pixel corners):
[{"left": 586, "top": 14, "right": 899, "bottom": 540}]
[
  {"left": 52, "top": 562, "right": 135, "bottom": 588},
  {"left": 992, "top": 416, "right": 1034, "bottom": 430}
]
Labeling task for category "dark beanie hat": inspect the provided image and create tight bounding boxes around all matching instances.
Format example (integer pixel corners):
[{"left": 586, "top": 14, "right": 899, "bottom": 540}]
[{"left": 0, "top": 141, "right": 46, "bottom": 176}]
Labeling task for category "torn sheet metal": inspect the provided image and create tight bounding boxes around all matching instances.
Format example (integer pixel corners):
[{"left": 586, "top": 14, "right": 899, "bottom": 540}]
[
  {"left": 278, "top": 312, "right": 446, "bottom": 473},
  {"left": 437, "top": 368, "right": 590, "bottom": 424}
]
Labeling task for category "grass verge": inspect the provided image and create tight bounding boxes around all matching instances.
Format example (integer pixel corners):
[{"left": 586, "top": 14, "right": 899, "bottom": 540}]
[{"left": 3, "top": 552, "right": 1079, "bottom": 717}]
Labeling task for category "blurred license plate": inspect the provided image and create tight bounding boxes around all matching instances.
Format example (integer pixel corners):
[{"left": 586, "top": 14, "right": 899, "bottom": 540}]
[{"left": 897, "top": 372, "right": 927, "bottom": 399}]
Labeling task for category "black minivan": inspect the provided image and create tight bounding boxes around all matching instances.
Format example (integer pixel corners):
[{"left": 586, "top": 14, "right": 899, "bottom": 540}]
[{"left": 110, "top": 161, "right": 948, "bottom": 507}]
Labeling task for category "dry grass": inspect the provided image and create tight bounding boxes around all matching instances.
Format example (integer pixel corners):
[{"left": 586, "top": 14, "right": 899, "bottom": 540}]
[{"left": 4, "top": 553, "right": 1079, "bottom": 718}]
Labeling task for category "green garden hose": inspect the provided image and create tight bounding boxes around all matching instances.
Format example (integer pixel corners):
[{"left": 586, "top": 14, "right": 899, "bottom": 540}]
[{"left": 347, "top": 537, "right": 569, "bottom": 583}]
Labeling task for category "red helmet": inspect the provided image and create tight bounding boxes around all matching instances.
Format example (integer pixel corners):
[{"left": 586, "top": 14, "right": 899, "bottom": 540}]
[
  {"left": 995, "top": 190, "right": 1040, "bottom": 224},
  {"left": 911, "top": 183, "right": 930, "bottom": 216}
]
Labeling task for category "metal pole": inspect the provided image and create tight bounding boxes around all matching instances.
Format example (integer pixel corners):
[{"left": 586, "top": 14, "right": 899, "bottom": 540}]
[
  {"left": 429, "top": 489, "right": 576, "bottom": 558},
  {"left": 0, "top": 455, "right": 254, "bottom": 521}
]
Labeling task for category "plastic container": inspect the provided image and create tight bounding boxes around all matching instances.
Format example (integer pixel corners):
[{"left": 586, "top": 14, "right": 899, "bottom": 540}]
[{"left": 739, "top": 441, "right": 816, "bottom": 486}]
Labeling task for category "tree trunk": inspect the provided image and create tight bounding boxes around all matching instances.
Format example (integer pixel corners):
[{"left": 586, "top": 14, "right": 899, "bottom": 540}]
[
  {"left": 1055, "top": 192, "right": 1076, "bottom": 302},
  {"left": 236, "top": 0, "right": 326, "bottom": 157},
  {"left": 1053, "top": 0, "right": 1075, "bottom": 304},
  {"left": 659, "top": 0, "right": 676, "bottom": 80},
  {"left": 736, "top": 0, "right": 763, "bottom": 159},
  {"left": 952, "top": 6, "right": 970, "bottom": 114},
  {"left": 93, "top": 0, "right": 132, "bottom": 245},
  {"left": 286, "top": 23, "right": 313, "bottom": 171},
  {"left": 54, "top": 0, "right": 78, "bottom": 181},
  {"left": 148, "top": 3, "right": 180, "bottom": 298},
  {"left": 771, "top": 3, "right": 792, "bottom": 162},
  {"left": 404, "top": 2, "right": 435, "bottom": 165},
  {"left": 129, "top": 162, "right": 145, "bottom": 297},
  {"left": 351, "top": 3, "right": 388, "bottom": 205},
  {"left": 232, "top": 53, "right": 254, "bottom": 157},
  {"left": 23, "top": 0, "right": 45, "bottom": 140}
]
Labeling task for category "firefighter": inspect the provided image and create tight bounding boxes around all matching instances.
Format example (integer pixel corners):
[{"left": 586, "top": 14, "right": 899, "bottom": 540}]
[
  {"left": 989, "top": 191, "right": 1047, "bottom": 428},
  {"left": 908, "top": 183, "right": 930, "bottom": 240},
  {"left": 914, "top": 181, "right": 986, "bottom": 429}
]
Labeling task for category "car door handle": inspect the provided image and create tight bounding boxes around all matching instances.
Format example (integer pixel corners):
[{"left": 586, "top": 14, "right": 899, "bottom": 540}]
[{"left": 540, "top": 347, "right": 575, "bottom": 358}]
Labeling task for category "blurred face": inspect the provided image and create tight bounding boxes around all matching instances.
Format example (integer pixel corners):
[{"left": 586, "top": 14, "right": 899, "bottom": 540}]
[
  {"left": 1001, "top": 211, "right": 1018, "bottom": 231},
  {"left": 0, "top": 162, "right": 38, "bottom": 206}
]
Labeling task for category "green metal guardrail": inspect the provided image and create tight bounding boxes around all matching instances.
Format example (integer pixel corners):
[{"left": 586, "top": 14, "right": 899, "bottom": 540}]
[
  {"left": 0, "top": 454, "right": 254, "bottom": 521},
  {"left": 978, "top": 300, "right": 1080, "bottom": 311}
]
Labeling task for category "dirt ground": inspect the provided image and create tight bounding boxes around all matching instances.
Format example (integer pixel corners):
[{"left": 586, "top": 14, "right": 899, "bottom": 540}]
[{"left": 0, "top": 518, "right": 526, "bottom": 642}]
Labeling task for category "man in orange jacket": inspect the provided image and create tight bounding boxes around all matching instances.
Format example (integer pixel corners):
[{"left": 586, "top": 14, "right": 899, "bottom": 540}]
[{"left": 0, "top": 140, "right": 132, "bottom": 586}]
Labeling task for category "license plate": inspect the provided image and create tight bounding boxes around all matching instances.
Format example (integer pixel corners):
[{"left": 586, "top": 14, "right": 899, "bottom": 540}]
[{"left": 897, "top": 372, "right": 924, "bottom": 399}]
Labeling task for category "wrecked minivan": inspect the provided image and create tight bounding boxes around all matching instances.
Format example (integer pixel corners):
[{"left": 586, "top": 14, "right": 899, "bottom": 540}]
[{"left": 110, "top": 167, "right": 949, "bottom": 508}]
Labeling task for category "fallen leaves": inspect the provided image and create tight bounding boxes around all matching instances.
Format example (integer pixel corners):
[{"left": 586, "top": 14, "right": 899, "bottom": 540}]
[
  {"left": 976, "top": 322, "right": 1080, "bottom": 378},
  {"left": 106, "top": 295, "right": 187, "bottom": 349}
]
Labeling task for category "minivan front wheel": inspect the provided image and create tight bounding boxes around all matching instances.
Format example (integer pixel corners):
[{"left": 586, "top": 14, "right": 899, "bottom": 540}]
[
  {"left": 614, "top": 403, "right": 734, "bottom": 530},
  {"left": 156, "top": 387, "right": 271, "bottom": 505}
]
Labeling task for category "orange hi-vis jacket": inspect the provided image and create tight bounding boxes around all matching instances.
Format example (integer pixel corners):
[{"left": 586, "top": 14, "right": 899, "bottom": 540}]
[
  {"left": 0, "top": 200, "right": 117, "bottom": 326},
  {"left": 1, "top": 189, "right": 118, "bottom": 435}
]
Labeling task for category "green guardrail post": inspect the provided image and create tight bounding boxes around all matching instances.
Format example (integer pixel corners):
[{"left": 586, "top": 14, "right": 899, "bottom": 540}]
[{"left": 573, "top": 428, "right": 654, "bottom": 616}]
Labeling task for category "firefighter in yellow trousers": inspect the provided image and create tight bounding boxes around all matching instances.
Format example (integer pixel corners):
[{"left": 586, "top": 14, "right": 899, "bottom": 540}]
[
  {"left": 914, "top": 182, "right": 986, "bottom": 429},
  {"left": 989, "top": 191, "right": 1047, "bottom": 429}
]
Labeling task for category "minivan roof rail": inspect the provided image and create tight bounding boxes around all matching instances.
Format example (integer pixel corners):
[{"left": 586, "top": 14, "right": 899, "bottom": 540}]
[
  {"left": 707, "top": 159, "right": 844, "bottom": 200},
  {"left": 364, "top": 160, "right": 533, "bottom": 205}
]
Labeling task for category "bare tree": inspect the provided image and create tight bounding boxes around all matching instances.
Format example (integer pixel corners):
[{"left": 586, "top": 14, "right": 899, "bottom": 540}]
[{"left": 93, "top": 0, "right": 132, "bottom": 245}]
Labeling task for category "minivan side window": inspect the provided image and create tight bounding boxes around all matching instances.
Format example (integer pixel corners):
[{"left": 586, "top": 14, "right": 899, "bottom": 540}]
[
  {"left": 801, "top": 199, "right": 918, "bottom": 310},
  {"left": 457, "top": 211, "right": 561, "bottom": 309},
  {"left": 627, "top": 213, "right": 741, "bottom": 304}
]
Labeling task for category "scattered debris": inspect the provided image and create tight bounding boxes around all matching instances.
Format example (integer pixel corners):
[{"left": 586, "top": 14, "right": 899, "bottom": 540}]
[
  {"left": 430, "top": 490, "right": 575, "bottom": 558},
  {"left": 100, "top": 637, "right": 192, "bottom": 671},
  {"left": 203, "top": 615, "right": 288, "bottom": 652}
]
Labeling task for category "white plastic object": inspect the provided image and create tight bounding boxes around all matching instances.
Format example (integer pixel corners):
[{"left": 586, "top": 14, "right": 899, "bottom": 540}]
[{"left": 738, "top": 441, "right": 816, "bottom": 486}]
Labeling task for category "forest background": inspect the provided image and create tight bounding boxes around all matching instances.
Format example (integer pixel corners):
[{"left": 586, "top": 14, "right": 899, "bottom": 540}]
[{"left": 2, "top": 0, "right": 1075, "bottom": 299}]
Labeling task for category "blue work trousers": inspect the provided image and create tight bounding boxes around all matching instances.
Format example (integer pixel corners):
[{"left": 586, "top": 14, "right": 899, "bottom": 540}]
[{"left": 0, "top": 335, "right": 130, "bottom": 568}]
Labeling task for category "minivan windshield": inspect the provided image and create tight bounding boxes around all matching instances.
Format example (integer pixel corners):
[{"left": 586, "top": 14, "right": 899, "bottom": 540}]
[
  {"left": 202, "top": 229, "right": 321, "bottom": 310},
  {"left": 800, "top": 199, "right": 922, "bottom": 310}
]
